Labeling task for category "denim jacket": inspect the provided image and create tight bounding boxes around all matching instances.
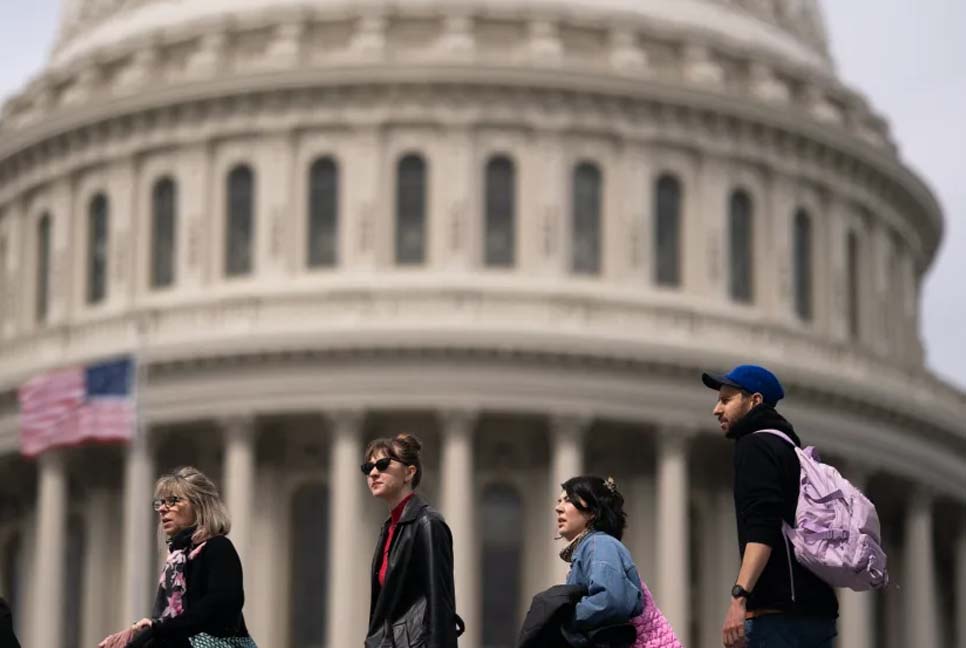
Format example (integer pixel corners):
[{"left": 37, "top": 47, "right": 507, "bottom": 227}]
[{"left": 565, "top": 531, "right": 644, "bottom": 630}]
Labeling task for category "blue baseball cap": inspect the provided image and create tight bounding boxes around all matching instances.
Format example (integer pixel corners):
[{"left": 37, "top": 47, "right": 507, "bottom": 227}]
[{"left": 701, "top": 365, "right": 785, "bottom": 405}]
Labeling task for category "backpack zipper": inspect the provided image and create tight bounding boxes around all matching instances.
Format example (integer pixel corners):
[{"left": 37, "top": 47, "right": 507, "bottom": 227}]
[{"left": 783, "top": 533, "right": 796, "bottom": 602}]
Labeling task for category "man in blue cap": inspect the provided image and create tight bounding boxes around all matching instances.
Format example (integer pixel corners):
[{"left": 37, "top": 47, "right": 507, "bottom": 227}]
[{"left": 702, "top": 365, "right": 837, "bottom": 648}]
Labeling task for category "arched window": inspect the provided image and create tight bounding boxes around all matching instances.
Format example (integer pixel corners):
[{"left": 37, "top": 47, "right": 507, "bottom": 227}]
[
  {"left": 36, "top": 214, "right": 51, "bottom": 322},
  {"left": 847, "top": 230, "right": 861, "bottom": 339},
  {"left": 572, "top": 162, "right": 602, "bottom": 275},
  {"left": 396, "top": 154, "right": 427, "bottom": 265},
  {"left": 289, "top": 483, "right": 329, "bottom": 648},
  {"left": 793, "top": 209, "right": 813, "bottom": 321},
  {"left": 728, "top": 190, "right": 754, "bottom": 303},
  {"left": 151, "top": 177, "right": 177, "bottom": 288},
  {"left": 481, "top": 484, "right": 523, "bottom": 648},
  {"left": 87, "top": 194, "right": 109, "bottom": 304},
  {"left": 308, "top": 157, "right": 339, "bottom": 268},
  {"left": 654, "top": 174, "right": 682, "bottom": 287},
  {"left": 484, "top": 156, "right": 516, "bottom": 267},
  {"left": 226, "top": 165, "right": 255, "bottom": 277}
]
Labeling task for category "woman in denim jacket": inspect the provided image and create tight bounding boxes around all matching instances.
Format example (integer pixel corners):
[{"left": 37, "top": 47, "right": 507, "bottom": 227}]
[{"left": 556, "top": 475, "right": 644, "bottom": 631}]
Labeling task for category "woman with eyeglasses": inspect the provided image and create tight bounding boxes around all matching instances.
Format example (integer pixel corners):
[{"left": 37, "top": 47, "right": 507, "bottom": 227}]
[
  {"left": 98, "top": 466, "right": 254, "bottom": 648},
  {"left": 362, "top": 433, "right": 463, "bottom": 648}
]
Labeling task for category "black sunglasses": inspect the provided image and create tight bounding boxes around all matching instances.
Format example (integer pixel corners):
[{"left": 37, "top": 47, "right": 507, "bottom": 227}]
[{"left": 360, "top": 457, "right": 404, "bottom": 475}]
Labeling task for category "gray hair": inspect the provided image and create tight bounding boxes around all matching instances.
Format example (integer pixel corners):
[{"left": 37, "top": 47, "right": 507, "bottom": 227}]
[{"left": 154, "top": 466, "right": 231, "bottom": 544}]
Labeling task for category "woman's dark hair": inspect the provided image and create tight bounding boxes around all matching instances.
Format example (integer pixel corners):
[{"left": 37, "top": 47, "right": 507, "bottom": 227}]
[
  {"left": 364, "top": 433, "right": 424, "bottom": 488},
  {"left": 561, "top": 475, "right": 627, "bottom": 540}
]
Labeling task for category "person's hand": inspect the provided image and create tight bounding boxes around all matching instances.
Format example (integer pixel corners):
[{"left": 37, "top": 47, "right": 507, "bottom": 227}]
[
  {"left": 97, "top": 627, "right": 135, "bottom": 648},
  {"left": 722, "top": 596, "right": 747, "bottom": 648},
  {"left": 132, "top": 618, "right": 153, "bottom": 632}
]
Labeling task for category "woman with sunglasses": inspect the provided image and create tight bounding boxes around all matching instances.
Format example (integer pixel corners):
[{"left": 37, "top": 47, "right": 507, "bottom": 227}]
[
  {"left": 98, "top": 466, "right": 254, "bottom": 648},
  {"left": 362, "top": 433, "right": 463, "bottom": 648}
]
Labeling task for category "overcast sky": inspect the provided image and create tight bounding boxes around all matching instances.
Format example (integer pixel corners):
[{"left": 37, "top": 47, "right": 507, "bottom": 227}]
[{"left": 0, "top": 1, "right": 963, "bottom": 389}]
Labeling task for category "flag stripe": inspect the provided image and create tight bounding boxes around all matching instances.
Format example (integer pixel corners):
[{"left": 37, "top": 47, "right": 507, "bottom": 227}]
[{"left": 19, "top": 358, "right": 135, "bottom": 457}]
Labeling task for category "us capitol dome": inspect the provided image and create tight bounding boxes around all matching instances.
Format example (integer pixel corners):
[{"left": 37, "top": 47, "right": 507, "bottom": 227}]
[{"left": 0, "top": 1, "right": 963, "bottom": 647}]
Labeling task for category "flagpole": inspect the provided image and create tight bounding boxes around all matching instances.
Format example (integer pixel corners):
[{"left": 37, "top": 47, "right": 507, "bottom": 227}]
[{"left": 121, "top": 312, "right": 153, "bottom": 622}]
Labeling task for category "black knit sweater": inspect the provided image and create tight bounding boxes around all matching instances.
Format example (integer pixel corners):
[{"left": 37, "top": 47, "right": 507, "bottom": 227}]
[{"left": 128, "top": 530, "right": 250, "bottom": 648}]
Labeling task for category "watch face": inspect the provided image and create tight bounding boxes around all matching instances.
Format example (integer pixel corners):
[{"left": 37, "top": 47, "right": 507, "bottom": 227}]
[{"left": 731, "top": 585, "right": 748, "bottom": 598}]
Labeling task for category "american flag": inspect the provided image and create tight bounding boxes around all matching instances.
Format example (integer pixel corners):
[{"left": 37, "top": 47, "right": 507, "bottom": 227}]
[{"left": 18, "top": 357, "right": 136, "bottom": 457}]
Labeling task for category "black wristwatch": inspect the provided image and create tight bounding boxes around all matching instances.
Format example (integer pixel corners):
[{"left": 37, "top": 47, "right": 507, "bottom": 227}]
[{"left": 731, "top": 584, "right": 752, "bottom": 599}]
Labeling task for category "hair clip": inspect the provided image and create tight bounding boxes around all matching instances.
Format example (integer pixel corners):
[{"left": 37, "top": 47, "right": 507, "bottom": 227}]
[{"left": 605, "top": 476, "right": 617, "bottom": 493}]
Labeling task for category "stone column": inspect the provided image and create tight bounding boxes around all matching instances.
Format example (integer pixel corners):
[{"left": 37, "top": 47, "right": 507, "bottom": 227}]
[
  {"left": 839, "top": 471, "right": 874, "bottom": 648},
  {"left": 30, "top": 450, "right": 68, "bottom": 648},
  {"left": 903, "top": 489, "right": 938, "bottom": 648},
  {"left": 122, "top": 429, "right": 155, "bottom": 623},
  {"left": 325, "top": 410, "right": 369, "bottom": 648},
  {"left": 222, "top": 416, "right": 256, "bottom": 594},
  {"left": 548, "top": 415, "right": 589, "bottom": 585},
  {"left": 439, "top": 410, "right": 479, "bottom": 648},
  {"left": 656, "top": 429, "right": 691, "bottom": 648},
  {"left": 956, "top": 514, "right": 966, "bottom": 648},
  {"left": 81, "top": 489, "right": 117, "bottom": 647},
  {"left": 698, "top": 490, "right": 738, "bottom": 648}
]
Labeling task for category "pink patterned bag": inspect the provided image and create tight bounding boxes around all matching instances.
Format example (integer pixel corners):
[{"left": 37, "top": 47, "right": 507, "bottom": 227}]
[{"left": 630, "top": 579, "right": 683, "bottom": 648}]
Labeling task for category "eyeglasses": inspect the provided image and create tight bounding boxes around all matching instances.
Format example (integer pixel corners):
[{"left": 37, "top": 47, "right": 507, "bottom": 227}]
[
  {"left": 152, "top": 496, "right": 184, "bottom": 511},
  {"left": 360, "top": 457, "right": 400, "bottom": 475}
]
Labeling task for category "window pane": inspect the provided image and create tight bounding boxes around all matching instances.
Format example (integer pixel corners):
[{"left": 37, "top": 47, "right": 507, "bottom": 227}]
[
  {"left": 793, "top": 209, "right": 812, "bottom": 321},
  {"left": 290, "top": 483, "right": 328, "bottom": 648},
  {"left": 729, "top": 190, "right": 753, "bottom": 303},
  {"left": 226, "top": 166, "right": 255, "bottom": 276},
  {"left": 308, "top": 157, "right": 339, "bottom": 268},
  {"left": 484, "top": 156, "right": 516, "bottom": 267},
  {"left": 151, "top": 178, "right": 177, "bottom": 288},
  {"left": 87, "top": 195, "right": 109, "bottom": 304},
  {"left": 572, "top": 162, "right": 602, "bottom": 275},
  {"left": 396, "top": 154, "right": 427, "bottom": 265},
  {"left": 482, "top": 484, "right": 523, "bottom": 648},
  {"left": 36, "top": 215, "right": 50, "bottom": 322},
  {"left": 655, "top": 174, "right": 682, "bottom": 287},
  {"left": 847, "top": 231, "right": 860, "bottom": 339}
]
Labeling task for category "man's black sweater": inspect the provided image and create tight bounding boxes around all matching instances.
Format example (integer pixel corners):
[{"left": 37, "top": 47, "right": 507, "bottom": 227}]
[{"left": 729, "top": 404, "right": 838, "bottom": 618}]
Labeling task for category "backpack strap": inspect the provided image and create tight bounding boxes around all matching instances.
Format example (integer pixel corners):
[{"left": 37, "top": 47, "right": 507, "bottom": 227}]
[{"left": 754, "top": 429, "right": 796, "bottom": 447}]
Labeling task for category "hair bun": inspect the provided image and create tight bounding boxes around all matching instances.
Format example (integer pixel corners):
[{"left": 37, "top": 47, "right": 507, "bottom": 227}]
[{"left": 394, "top": 433, "right": 423, "bottom": 453}]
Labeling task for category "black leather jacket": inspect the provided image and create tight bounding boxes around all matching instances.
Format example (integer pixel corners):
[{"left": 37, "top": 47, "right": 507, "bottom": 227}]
[{"left": 366, "top": 494, "right": 462, "bottom": 648}]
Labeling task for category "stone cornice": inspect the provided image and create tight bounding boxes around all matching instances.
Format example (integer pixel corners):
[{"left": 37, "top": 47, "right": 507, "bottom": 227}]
[
  {"left": 0, "top": 68, "right": 940, "bottom": 264},
  {"left": 0, "top": 285, "right": 962, "bottom": 439},
  {"left": 0, "top": 341, "right": 962, "bottom": 498},
  {"left": 10, "top": 5, "right": 869, "bottom": 139}
]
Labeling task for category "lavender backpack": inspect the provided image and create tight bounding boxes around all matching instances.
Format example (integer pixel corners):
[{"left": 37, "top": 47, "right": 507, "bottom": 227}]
[{"left": 756, "top": 430, "right": 889, "bottom": 591}]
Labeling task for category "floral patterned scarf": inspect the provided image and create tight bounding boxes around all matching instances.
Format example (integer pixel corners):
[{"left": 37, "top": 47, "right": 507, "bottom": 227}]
[
  {"left": 559, "top": 528, "right": 591, "bottom": 564},
  {"left": 154, "top": 527, "right": 207, "bottom": 620}
]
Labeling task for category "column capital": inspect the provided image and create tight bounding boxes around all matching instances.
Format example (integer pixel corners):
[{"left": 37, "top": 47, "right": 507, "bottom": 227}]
[
  {"left": 657, "top": 424, "right": 700, "bottom": 446},
  {"left": 324, "top": 408, "right": 366, "bottom": 433},
  {"left": 217, "top": 414, "right": 255, "bottom": 436},
  {"left": 549, "top": 412, "right": 593, "bottom": 439},
  {"left": 438, "top": 408, "right": 478, "bottom": 432},
  {"left": 908, "top": 485, "right": 936, "bottom": 511},
  {"left": 37, "top": 447, "right": 67, "bottom": 471}
]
